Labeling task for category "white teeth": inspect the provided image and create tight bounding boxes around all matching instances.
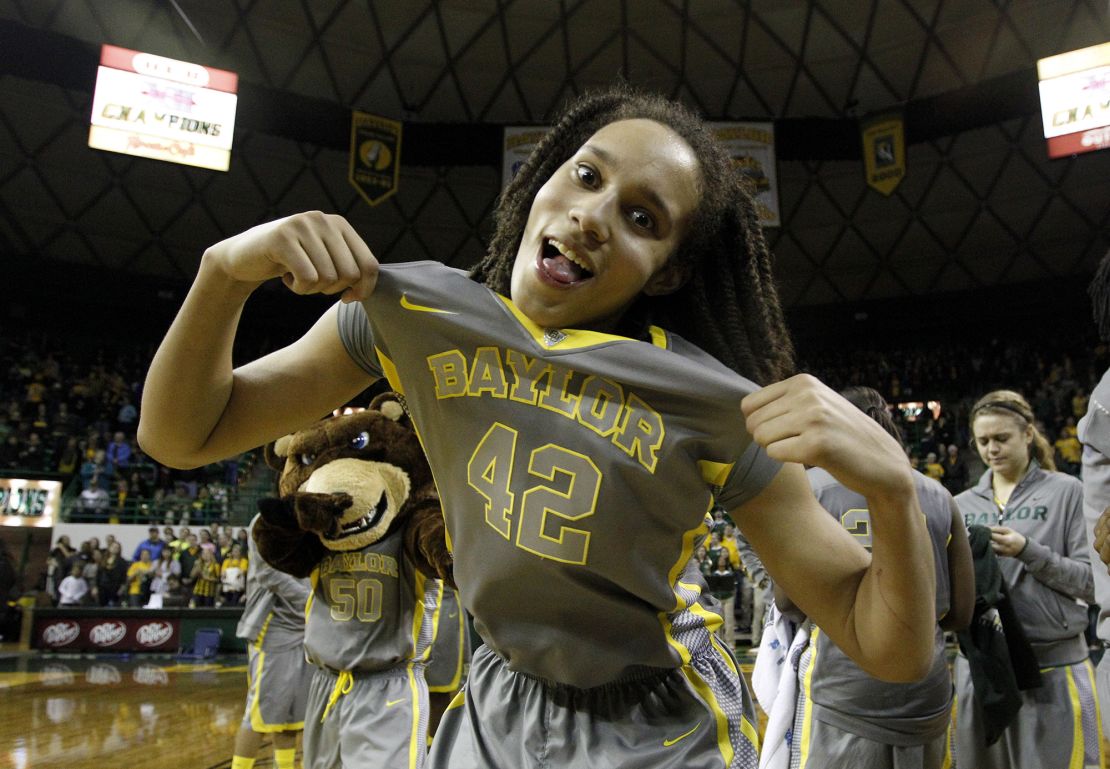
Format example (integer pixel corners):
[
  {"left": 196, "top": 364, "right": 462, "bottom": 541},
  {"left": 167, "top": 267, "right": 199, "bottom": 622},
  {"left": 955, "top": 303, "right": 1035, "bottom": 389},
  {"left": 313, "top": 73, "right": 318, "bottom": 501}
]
[{"left": 548, "top": 238, "right": 591, "bottom": 272}]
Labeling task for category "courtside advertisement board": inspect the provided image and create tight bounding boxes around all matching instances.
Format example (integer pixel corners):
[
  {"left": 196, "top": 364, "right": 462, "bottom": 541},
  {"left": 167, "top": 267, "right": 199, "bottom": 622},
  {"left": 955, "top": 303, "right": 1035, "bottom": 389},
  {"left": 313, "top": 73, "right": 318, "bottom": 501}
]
[
  {"left": 88, "top": 44, "right": 238, "bottom": 171},
  {"left": 1037, "top": 41, "right": 1110, "bottom": 159}
]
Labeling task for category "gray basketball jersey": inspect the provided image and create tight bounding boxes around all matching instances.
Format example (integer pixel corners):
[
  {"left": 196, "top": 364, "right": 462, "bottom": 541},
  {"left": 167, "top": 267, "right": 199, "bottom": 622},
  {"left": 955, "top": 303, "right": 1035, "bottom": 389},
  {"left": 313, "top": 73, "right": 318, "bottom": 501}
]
[
  {"left": 337, "top": 261, "right": 781, "bottom": 688},
  {"left": 237, "top": 513, "right": 310, "bottom": 650},
  {"left": 1080, "top": 368, "right": 1110, "bottom": 643},
  {"left": 803, "top": 468, "right": 953, "bottom": 740},
  {"left": 955, "top": 462, "right": 1092, "bottom": 650},
  {"left": 304, "top": 526, "right": 442, "bottom": 673}
]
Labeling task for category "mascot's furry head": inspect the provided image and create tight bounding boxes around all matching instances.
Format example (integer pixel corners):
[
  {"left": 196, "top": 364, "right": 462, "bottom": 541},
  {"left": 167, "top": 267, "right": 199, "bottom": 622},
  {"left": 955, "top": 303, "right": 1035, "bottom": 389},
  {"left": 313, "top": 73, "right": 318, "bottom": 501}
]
[{"left": 252, "top": 392, "right": 452, "bottom": 584}]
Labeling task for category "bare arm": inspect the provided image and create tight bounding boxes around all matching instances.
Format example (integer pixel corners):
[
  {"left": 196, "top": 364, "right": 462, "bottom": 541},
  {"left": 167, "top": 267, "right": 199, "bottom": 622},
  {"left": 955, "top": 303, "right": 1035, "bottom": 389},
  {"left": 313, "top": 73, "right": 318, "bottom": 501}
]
[
  {"left": 941, "top": 498, "right": 974, "bottom": 632},
  {"left": 139, "top": 212, "right": 379, "bottom": 469},
  {"left": 736, "top": 374, "right": 936, "bottom": 683}
]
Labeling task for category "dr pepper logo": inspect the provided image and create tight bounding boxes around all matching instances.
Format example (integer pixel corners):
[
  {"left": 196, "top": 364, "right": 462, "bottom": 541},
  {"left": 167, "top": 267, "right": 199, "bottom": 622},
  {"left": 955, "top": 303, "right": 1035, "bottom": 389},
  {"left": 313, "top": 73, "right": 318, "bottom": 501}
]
[
  {"left": 41, "top": 621, "right": 80, "bottom": 647},
  {"left": 136, "top": 621, "right": 174, "bottom": 647},
  {"left": 89, "top": 621, "right": 128, "bottom": 647}
]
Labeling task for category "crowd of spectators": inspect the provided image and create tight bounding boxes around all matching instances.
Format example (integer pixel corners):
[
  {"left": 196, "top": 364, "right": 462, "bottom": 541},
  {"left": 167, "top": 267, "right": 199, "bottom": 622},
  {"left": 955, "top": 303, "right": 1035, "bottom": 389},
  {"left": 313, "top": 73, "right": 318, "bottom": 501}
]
[
  {"left": 801, "top": 328, "right": 1107, "bottom": 487},
  {"left": 40, "top": 525, "right": 252, "bottom": 609},
  {"left": 0, "top": 328, "right": 260, "bottom": 525}
]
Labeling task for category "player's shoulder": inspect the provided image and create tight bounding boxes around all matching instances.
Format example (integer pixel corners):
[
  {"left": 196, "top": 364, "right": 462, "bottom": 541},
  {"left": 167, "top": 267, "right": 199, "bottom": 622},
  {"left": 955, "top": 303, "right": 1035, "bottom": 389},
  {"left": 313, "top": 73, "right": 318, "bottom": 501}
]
[
  {"left": 657, "top": 328, "right": 766, "bottom": 397},
  {"left": 1036, "top": 467, "right": 1082, "bottom": 495},
  {"left": 912, "top": 469, "right": 951, "bottom": 500}
]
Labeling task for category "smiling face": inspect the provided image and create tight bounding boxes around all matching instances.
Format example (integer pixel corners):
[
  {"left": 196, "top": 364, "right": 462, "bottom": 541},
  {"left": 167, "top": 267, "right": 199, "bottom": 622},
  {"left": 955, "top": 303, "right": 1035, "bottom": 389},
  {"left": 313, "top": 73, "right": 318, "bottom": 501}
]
[
  {"left": 972, "top": 412, "right": 1033, "bottom": 481},
  {"left": 510, "top": 118, "right": 702, "bottom": 331}
]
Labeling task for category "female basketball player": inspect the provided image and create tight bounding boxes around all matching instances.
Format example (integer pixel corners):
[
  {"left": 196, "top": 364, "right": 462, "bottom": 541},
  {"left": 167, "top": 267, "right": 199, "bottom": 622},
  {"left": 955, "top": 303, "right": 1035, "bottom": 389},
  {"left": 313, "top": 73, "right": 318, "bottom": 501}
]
[
  {"left": 139, "top": 86, "right": 935, "bottom": 768},
  {"left": 779, "top": 386, "right": 973, "bottom": 769},
  {"left": 954, "top": 390, "right": 1098, "bottom": 769}
]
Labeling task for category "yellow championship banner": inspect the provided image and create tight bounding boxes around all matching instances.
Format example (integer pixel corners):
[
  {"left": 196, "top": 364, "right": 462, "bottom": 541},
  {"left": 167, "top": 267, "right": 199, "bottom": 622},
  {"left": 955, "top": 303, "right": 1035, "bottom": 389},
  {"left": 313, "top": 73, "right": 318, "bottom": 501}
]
[
  {"left": 350, "top": 111, "right": 402, "bottom": 206},
  {"left": 861, "top": 114, "right": 905, "bottom": 196}
]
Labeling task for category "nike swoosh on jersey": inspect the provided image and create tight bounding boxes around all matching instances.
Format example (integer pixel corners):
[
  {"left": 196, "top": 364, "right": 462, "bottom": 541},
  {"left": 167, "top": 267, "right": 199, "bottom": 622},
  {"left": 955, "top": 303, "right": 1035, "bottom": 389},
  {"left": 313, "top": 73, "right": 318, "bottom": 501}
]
[
  {"left": 662, "top": 721, "right": 702, "bottom": 747},
  {"left": 400, "top": 294, "right": 458, "bottom": 315},
  {"left": 385, "top": 698, "right": 406, "bottom": 707}
]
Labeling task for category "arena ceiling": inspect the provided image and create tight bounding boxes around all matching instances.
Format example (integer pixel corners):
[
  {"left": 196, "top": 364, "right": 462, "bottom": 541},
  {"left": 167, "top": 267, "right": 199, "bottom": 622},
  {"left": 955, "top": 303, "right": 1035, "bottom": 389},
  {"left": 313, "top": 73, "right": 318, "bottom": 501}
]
[{"left": 2, "top": 0, "right": 1109, "bottom": 317}]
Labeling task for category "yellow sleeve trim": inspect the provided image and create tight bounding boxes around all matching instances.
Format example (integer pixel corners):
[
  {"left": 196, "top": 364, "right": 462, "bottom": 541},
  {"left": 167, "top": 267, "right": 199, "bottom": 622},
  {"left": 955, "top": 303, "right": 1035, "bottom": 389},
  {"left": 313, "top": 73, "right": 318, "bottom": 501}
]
[{"left": 698, "top": 460, "right": 734, "bottom": 487}]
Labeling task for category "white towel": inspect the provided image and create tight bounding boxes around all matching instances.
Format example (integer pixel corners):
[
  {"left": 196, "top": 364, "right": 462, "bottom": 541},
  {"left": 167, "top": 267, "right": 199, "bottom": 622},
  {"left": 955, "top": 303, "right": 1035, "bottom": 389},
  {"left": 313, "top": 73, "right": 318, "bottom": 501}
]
[{"left": 752, "top": 602, "right": 811, "bottom": 769}]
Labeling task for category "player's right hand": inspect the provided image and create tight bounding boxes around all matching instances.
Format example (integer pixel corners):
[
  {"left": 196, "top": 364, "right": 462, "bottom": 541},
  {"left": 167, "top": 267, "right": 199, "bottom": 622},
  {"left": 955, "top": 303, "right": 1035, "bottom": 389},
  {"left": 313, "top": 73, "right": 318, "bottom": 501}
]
[
  {"left": 1094, "top": 505, "right": 1110, "bottom": 571},
  {"left": 204, "top": 211, "right": 378, "bottom": 303}
]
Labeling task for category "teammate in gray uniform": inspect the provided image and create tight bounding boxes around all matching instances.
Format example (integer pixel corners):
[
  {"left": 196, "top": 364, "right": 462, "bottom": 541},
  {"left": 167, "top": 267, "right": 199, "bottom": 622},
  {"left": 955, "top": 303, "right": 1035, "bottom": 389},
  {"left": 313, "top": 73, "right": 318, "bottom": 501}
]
[
  {"left": 1081, "top": 248, "right": 1110, "bottom": 738},
  {"left": 779, "top": 386, "right": 974, "bottom": 769},
  {"left": 231, "top": 514, "right": 313, "bottom": 769},
  {"left": 300, "top": 525, "right": 442, "bottom": 769},
  {"left": 139, "top": 87, "right": 938, "bottom": 769},
  {"left": 953, "top": 389, "right": 1099, "bottom": 769}
]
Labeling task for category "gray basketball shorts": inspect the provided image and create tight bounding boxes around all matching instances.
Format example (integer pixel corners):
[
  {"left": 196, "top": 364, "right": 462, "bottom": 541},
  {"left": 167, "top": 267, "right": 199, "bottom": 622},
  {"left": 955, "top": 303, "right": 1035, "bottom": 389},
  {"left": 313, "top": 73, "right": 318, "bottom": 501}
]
[
  {"left": 303, "top": 663, "right": 430, "bottom": 769},
  {"left": 789, "top": 706, "right": 950, "bottom": 769},
  {"left": 427, "top": 639, "right": 760, "bottom": 769},
  {"left": 240, "top": 642, "right": 314, "bottom": 732},
  {"left": 953, "top": 654, "right": 1103, "bottom": 769}
]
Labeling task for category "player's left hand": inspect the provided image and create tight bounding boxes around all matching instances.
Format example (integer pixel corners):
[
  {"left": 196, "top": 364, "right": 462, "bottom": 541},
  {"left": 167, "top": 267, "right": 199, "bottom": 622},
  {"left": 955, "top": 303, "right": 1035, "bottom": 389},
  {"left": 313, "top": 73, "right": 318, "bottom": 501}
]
[
  {"left": 989, "top": 525, "right": 1027, "bottom": 557},
  {"left": 1093, "top": 506, "right": 1110, "bottom": 570}
]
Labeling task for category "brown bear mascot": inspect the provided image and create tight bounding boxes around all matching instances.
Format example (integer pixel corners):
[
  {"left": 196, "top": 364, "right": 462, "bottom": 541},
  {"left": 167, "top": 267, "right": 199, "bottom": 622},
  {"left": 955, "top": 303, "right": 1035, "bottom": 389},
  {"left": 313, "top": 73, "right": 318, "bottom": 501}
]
[
  {"left": 252, "top": 391, "right": 452, "bottom": 586},
  {"left": 251, "top": 391, "right": 457, "bottom": 765}
]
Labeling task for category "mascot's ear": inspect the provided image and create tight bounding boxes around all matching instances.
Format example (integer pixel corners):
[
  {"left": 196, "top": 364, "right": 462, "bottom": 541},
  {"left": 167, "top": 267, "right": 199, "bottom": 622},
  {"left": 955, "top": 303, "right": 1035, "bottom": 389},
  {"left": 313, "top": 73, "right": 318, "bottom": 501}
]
[
  {"left": 369, "top": 392, "right": 407, "bottom": 423},
  {"left": 264, "top": 435, "right": 292, "bottom": 472}
]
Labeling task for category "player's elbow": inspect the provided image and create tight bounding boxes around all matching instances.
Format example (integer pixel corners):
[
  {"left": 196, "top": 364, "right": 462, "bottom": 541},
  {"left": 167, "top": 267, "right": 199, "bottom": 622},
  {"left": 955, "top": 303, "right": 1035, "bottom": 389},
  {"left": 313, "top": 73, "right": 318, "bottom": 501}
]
[
  {"left": 845, "top": 620, "right": 935, "bottom": 683},
  {"left": 862, "top": 638, "right": 934, "bottom": 683},
  {"left": 137, "top": 420, "right": 206, "bottom": 470}
]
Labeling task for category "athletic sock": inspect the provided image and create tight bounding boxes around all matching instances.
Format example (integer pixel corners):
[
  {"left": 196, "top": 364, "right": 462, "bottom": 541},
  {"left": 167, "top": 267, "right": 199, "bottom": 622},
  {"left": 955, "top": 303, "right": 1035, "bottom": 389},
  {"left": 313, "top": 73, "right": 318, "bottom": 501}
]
[
  {"left": 230, "top": 757, "right": 255, "bottom": 769},
  {"left": 274, "top": 747, "right": 296, "bottom": 769}
]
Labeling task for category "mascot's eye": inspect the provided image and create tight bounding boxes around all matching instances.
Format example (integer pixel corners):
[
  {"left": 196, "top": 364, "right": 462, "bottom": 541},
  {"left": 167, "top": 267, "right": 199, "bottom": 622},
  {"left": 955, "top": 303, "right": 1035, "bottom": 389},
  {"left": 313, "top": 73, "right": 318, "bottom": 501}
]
[
  {"left": 350, "top": 431, "right": 370, "bottom": 450},
  {"left": 299, "top": 453, "right": 315, "bottom": 466}
]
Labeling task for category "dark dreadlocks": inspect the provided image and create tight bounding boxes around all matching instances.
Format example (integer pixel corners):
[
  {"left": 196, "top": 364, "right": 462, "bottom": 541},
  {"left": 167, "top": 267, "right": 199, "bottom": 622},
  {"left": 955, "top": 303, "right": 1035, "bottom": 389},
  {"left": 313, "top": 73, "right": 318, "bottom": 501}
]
[
  {"left": 840, "top": 386, "right": 904, "bottom": 448},
  {"left": 1089, "top": 248, "right": 1110, "bottom": 342},
  {"left": 469, "top": 85, "right": 795, "bottom": 385}
]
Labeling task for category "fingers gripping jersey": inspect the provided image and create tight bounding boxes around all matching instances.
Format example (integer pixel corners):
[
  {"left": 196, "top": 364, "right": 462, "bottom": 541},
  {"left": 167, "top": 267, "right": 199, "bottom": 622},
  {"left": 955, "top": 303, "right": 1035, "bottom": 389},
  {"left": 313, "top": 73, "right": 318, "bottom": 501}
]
[{"left": 337, "top": 262, "right": 780, "bottom": 688}]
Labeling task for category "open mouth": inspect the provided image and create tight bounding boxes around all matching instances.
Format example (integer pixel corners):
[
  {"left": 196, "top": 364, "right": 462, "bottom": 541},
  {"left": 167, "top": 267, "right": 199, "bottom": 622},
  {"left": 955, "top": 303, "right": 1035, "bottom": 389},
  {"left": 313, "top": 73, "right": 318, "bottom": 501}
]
[
  {"left": 539, "top": 237, "right": 593, "bottom": 285},
  {"left": 325, "top": 491, "right": 389, "bottom": 540}
]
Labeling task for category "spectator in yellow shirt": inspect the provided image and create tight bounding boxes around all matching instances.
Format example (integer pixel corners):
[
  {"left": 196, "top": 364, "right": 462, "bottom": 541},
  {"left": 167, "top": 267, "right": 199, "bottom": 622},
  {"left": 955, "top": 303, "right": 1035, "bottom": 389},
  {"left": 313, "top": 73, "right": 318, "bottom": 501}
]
[
  {"left": 923, "top": 451, "right": 946, "bottom": 483},
  {"left": 125, "top": 549, "right": 153, "bottom": 607}
]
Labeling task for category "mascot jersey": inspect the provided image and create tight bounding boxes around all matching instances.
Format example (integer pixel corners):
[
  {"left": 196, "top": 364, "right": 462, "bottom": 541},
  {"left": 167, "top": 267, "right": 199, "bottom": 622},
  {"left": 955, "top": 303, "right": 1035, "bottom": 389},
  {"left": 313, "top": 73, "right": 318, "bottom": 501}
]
[
  {"left": 801, "top": 468, "right": 955, "bottom": 741},
  {"left": 337, "top": 261, "right": 780, "bottom": 688},
  {"left": 303, "top": 527, "right": 442, "bottom": 674}
]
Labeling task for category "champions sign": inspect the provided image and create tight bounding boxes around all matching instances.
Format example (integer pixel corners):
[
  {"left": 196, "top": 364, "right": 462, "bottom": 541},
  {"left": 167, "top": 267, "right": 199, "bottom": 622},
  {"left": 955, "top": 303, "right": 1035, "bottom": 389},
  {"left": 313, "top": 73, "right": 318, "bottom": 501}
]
[
  {"left": 1, "top": 478, "right": 61, "bottom": 527},
  {"left": 89, "top": 45, "right": 238, "bottom": 171},
  {"left": 350, "top": 111, "right": 402, "bottom": 206},
  {"left": 1037, "top": 41, "right": 1110, "bottom": 159}
]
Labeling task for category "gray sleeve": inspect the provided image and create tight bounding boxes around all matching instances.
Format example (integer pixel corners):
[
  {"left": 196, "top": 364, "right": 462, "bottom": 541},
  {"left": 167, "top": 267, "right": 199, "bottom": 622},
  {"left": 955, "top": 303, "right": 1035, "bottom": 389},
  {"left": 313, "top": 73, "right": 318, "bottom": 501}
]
[
  {"left": 1017, "top": 484, "right": 1095, "bottom": 603},
  {"left": 335, "top": 299, "right": 383, "bottom": 378},
  {"left": 716, "top": 440, "right": 783, "bottom": 511},
  {"left": 1084, "top": 396, "right": 1110, "bottom": 457},
  {"left": 252, "top": 552, "right": 311, "bottom": 609}
]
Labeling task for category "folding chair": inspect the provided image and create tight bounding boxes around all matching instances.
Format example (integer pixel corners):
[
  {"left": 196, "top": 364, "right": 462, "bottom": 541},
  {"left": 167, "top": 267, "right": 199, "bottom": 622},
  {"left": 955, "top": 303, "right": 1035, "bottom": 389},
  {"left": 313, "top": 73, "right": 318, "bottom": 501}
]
[{"left": 176, "top": 627, "right": 223, "bottom": 660}]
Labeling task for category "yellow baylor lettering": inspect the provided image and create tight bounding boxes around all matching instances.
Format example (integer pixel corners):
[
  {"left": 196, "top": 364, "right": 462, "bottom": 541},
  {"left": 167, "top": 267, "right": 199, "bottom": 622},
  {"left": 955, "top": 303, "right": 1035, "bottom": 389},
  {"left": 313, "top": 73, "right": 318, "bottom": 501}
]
[
  {"left": 505, "top": 348, "right": 550, "bottom": 404},
  {"left": 612, "top": 393, "right": 664, "bottom": 473},
  {"left": 468, "top": 347, "right": 509, "bottom": 398},
  {"left": 428, "top": 350, "right": 468, "bottom": 398},
  {"left": 427, "top": 347, "right": 665, "bottom": 474},
  {"left": 317, "top": 552, "right": 398, "bottom": 578}
]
